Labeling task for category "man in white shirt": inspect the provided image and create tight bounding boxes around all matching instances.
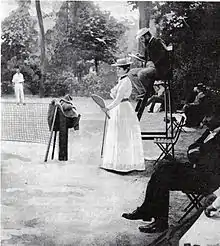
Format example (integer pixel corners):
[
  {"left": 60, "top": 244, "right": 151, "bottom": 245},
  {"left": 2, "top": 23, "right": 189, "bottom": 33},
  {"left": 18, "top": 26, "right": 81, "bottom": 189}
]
[{"left": 12, "top": 68, "right": 25, "bottom": 105}]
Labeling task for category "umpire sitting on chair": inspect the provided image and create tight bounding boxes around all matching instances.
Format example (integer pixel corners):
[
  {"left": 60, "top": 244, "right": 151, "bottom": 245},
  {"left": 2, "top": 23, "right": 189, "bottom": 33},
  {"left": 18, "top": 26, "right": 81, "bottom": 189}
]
[
  {"left": 128, "top": 28, "right": 170, "bottom": 97},
  {"left": 122, "top": 104, "right": 220, "bottom": 233}
]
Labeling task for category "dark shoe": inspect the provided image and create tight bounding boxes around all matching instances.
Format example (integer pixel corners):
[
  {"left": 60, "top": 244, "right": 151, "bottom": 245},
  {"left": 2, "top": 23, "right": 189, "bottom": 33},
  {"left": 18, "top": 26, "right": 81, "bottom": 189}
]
[
  {"left": 122, "top": 207, "right": 152, "bottom": 221},
  {"left": 139, "top": 221, "right": 168, "bottom": 233}
]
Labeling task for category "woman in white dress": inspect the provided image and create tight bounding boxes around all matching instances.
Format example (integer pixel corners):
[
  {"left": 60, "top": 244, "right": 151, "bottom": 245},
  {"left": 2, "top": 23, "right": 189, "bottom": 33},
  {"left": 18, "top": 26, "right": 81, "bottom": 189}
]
[{"left": 101, "top": 58, "right": 145, "bottom": 172}]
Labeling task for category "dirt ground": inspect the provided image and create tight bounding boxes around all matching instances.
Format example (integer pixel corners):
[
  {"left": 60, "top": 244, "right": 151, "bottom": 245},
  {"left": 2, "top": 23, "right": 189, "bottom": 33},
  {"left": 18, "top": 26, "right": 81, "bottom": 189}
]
[{"left": 1, "top": 97, "right": 203, "bottom": 245}]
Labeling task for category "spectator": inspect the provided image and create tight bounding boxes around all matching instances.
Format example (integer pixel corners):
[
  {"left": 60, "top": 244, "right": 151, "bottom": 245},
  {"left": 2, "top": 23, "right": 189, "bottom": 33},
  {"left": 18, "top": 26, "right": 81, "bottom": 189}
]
[
  {"left": 128, "top": 28, "right": 170, "bottom": 97},
  {"left": 12, "top": 67, "right": 25, "bottom": 105},
  {"left": 122, "top": 104, "right": 220, "bottom": 233},
  {"left": 183, "top": 83, "right": 207, "bottom": 127},
  {"left": 146, "top": 80, "right": 165, "bottom": 113}
]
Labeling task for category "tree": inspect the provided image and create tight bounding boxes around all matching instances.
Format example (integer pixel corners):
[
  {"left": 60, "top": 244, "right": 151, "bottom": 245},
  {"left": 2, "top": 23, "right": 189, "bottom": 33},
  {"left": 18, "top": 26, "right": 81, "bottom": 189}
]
[
  {"left": 128, "top": 1, "right": 154, "bottom": 52},
  {"left": 46, "top": 1, "right": 126, "bottom": 76},
  {"left": 35, "top": 0, "right": 46, "bottom": 97},
  {"left": 154, "top": 2, "right": 220, "bottom": 103},
  {"left": 1, "top": 1, "right": 40, "bottom": 95}
]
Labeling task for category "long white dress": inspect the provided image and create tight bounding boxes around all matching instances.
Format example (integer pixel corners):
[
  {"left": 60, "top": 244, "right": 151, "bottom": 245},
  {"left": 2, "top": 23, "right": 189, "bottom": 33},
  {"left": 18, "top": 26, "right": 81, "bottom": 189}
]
[{"left": 101, "top": 75, "right": 145, "bottom": 172}]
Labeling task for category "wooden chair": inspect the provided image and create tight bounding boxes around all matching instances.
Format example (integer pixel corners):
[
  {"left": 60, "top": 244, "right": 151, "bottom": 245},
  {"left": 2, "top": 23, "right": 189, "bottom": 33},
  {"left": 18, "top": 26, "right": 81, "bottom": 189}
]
[{"left": 153, "top": 116, "right": 185, "bottom": 166}]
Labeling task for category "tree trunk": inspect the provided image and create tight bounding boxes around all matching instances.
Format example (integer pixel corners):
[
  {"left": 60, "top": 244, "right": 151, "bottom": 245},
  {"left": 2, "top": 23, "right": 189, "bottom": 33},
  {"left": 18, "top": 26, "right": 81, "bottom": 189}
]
[
  {"left": 35, "top": 0, "right": 45, "bottom": 97},
  {"left": 138, "top": 1, "right": 153, "bottom": 53},
  {"left": 138, "top": 1, "right": 152, "bottom": 29},
  {"left": 94, "top": 58, "right": 99, "bottom": 75}
]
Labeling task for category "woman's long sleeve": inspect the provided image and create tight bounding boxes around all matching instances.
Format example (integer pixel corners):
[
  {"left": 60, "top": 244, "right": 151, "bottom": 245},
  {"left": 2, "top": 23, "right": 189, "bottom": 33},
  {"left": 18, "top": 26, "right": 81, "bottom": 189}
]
[{"left": 107, "top": 80, "right": 127, "bottom": 110}]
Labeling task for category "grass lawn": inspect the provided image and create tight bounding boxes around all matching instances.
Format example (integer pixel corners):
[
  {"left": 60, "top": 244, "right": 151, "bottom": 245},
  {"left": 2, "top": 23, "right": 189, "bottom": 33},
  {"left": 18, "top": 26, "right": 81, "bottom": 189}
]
[{"left": 1, "top": 96, "right": 204, "bottom": 245}]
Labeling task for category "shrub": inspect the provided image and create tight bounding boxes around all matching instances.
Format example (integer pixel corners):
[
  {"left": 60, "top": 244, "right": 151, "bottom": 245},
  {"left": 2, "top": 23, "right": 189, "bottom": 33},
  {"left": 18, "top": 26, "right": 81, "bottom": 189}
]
[
  {"left": 81, "top": 73, "right": 115, "bottom": 99},
  {"left": 44, "top": 70, "right": 76, "bottom": 97}
]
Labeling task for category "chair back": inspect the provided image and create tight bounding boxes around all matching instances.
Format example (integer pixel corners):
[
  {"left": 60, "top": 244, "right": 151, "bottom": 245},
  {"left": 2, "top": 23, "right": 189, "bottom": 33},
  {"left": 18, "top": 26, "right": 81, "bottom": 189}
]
[{"left": 172, "top": 116, "right": 185, "bottom": 144}]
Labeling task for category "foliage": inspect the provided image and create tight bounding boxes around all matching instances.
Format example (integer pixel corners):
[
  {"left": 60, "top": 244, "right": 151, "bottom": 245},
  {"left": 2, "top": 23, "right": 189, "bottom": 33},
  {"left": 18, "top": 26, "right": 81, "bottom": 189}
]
[
  {"left": 46, "top": 1, "right": 126, "bottom": 77},
  {"left": 1, "top": 1, "right": 133, "bottom": 98},
  {"left": 43, "top": 63, "right": 116, "bottom": 99},
  {"left": 154, "top": 2, "right": 220, "bottom": 104},
  {"left": 80, "top": 73, "right": 115, "bottom": 99},
  {"left": 1, "top": 3, "right": 41, "bottom": 95},
  {"left": 44, "top": 70, "right": 74, "bottom": 97}
]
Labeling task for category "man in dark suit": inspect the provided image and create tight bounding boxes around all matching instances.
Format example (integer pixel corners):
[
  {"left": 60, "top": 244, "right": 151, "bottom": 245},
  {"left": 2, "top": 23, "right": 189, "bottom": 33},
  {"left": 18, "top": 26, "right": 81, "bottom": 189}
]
[
  {"left": 128, "top": 28, "right": 170, "bottom": 97},
  {"left": 122, "top": 105, "right": 220, "bottom": 233},
  {"left": 183, "top": 83, "right": 207, "bottom": 127}
]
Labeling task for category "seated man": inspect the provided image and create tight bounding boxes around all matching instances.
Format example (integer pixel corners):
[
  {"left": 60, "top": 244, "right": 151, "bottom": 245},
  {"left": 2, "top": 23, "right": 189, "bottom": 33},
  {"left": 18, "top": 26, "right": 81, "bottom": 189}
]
[
  {"left": 183, "top": 83, "right": 207, "bottom": 127},
  {"left": 146, "top": 80, "right": 165, "bottom": 113},
  {"left": 128, "top": 28, "right": 170, "bottom": 97},
  {"left": 122, "top": 104, "right": 220, "bottom": 233}
]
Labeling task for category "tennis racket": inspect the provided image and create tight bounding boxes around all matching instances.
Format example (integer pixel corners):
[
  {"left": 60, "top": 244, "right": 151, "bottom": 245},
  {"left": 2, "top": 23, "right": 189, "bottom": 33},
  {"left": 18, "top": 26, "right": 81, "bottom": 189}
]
[{"left": 91, "top": 94, "right": 110, "bottom": 119}]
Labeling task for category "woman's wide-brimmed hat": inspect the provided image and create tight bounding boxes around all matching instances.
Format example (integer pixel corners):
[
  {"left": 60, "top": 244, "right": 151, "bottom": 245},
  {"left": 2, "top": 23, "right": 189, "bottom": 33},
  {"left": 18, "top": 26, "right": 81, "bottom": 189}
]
[
  {"left": 136, "top": 27, "right": 151, "bottom": 40},
  {"left": 111, "top": 58, "right": 133, "bottom": 67}
]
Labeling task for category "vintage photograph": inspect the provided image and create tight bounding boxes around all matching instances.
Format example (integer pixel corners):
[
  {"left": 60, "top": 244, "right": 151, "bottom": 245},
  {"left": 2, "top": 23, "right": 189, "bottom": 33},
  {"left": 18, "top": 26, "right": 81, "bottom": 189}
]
[{"left": 1, "top": 1, "right": 220, "bottom": 245}]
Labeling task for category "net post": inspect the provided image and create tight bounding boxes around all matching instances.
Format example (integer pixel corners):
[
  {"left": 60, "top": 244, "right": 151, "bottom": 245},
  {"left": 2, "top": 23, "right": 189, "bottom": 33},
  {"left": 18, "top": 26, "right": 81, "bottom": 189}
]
[{"left": 58, "top": 108, "right": 68, "bottom": 161}]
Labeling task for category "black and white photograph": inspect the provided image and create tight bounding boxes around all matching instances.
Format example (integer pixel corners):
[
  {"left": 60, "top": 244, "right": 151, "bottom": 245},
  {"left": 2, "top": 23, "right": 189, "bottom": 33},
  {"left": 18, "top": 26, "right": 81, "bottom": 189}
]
[{"left": 1, "top": 0, "right": 220, "bottom": 245}]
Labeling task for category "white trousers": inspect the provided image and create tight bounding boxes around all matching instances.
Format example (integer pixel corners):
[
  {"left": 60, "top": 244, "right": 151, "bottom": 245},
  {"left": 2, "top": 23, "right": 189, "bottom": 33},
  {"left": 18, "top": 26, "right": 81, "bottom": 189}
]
[{"left": 14, "top": 83, "right": 25, "bottom": 104}]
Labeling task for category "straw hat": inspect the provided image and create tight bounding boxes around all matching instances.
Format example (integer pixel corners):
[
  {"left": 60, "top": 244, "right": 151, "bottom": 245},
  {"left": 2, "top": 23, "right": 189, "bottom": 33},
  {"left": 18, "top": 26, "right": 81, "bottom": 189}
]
[
  {"left": 154, "top": 80, "right": 164, "bottom": 86},
  {"left": 136, "top": 27, "right": 151, "bottom": 40},
  {"left": 111, "top": 58, "right": 133, "bottom": 67}
]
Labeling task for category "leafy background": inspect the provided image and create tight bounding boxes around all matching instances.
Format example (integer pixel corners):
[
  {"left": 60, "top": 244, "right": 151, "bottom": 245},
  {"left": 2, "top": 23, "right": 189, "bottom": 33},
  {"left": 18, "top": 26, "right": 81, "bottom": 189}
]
[{"left": 1, "top": 1, "right": 220, "bottom": 105}]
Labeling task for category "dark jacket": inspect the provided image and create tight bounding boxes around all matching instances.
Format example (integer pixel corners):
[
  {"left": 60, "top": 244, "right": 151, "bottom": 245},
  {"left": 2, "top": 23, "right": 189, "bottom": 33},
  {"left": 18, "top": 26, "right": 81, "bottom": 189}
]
[
  {"left": 187, "top": 129, "right": 220, "bottom": 175},
  {"left": 144, "top": 37, "right": 170, "bottom": 79},
  {"left": 47, "top": 95, "right": 80, "bottom": 131}
]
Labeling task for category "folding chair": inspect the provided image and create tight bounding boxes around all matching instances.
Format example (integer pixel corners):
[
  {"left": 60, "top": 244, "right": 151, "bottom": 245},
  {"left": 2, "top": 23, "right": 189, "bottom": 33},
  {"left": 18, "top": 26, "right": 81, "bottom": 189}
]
[
  {"left": 178, "top": 192, "right": 205, "bottom": 222},
  {"left": 153, "top": 116, "right": 185, "bottom": 166},
  {"left": 178, "top": 187, "right": 218, "bottom": 223},
  {"left": 165, "top": 116, "right": 187, "bottom": 133}
]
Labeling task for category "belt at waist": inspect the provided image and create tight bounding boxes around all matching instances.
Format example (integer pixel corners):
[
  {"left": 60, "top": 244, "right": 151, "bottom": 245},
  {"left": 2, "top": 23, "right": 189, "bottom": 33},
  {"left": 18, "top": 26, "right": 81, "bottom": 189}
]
[{"left": 121, "top": 98, "right": 129, "bottom": 102}]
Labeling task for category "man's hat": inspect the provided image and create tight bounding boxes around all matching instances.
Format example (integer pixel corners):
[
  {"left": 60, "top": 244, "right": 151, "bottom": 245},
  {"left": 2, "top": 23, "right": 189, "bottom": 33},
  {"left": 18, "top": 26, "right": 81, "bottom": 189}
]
[
  {"left": 111, "top": 58, "right": 132, "bottom": 67},
  {"left": 136, "top": 27, "right": 151, "bottom": 40},
  {"left": 154, "top": 80, "right": 164, "bottom": 86}
]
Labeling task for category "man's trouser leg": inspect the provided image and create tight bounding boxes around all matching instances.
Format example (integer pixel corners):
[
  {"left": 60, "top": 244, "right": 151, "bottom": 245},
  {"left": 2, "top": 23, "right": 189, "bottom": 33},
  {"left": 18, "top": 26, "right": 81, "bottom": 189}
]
[
  {"left": 19, "top": 84, "right": 25, "bottom": 104},
  {"left": 138, "top": 162, "right": 216, "bottom": 223},
  {"left": 14, "top": 84, "right": 20, "bottom": 103},
  {"left": 128, "top": 66, "right": 156, "bottom": 96},
  {"left": 137, "top": 65, "right": 156, "bottom": 94},
  {"left": 128, "top": 68, "right": 146, "bottom": 96}
]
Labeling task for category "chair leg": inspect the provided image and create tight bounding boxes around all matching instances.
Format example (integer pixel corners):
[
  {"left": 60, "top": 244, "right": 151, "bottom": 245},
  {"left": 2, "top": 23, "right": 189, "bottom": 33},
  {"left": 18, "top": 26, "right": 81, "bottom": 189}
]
[
  {"left": 137, "top": 93, "right": 151, "bottom": 120},
  {"left": 179, "top": 194, "right": 204, "bottom": 223},
  {"left": 135, "top": 99, "right": 142, "bottom": 112}
]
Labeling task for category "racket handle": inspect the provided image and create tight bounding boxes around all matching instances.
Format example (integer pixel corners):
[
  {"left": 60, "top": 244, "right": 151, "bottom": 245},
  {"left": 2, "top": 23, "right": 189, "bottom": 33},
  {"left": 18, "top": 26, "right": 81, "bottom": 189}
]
[
  {"left": 106, "top": 112, "right": 110, "bottom": 119},
  {"left": 101, "top": 108, "right": 110, "bottom": 119}
]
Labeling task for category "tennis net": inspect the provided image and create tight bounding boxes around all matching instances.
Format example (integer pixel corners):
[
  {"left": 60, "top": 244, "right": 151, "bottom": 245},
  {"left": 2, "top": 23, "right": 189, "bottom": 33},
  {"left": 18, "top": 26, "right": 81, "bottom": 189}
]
[{"left": 1, "top": 102, "right": 51, "bottom": 144}]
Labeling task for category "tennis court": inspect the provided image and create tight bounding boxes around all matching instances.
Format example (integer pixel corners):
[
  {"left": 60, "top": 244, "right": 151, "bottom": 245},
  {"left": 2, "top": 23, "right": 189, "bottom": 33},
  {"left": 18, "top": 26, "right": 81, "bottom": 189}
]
[{"left": 1, "top": 96, "right": 201, "bottom": 245}]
